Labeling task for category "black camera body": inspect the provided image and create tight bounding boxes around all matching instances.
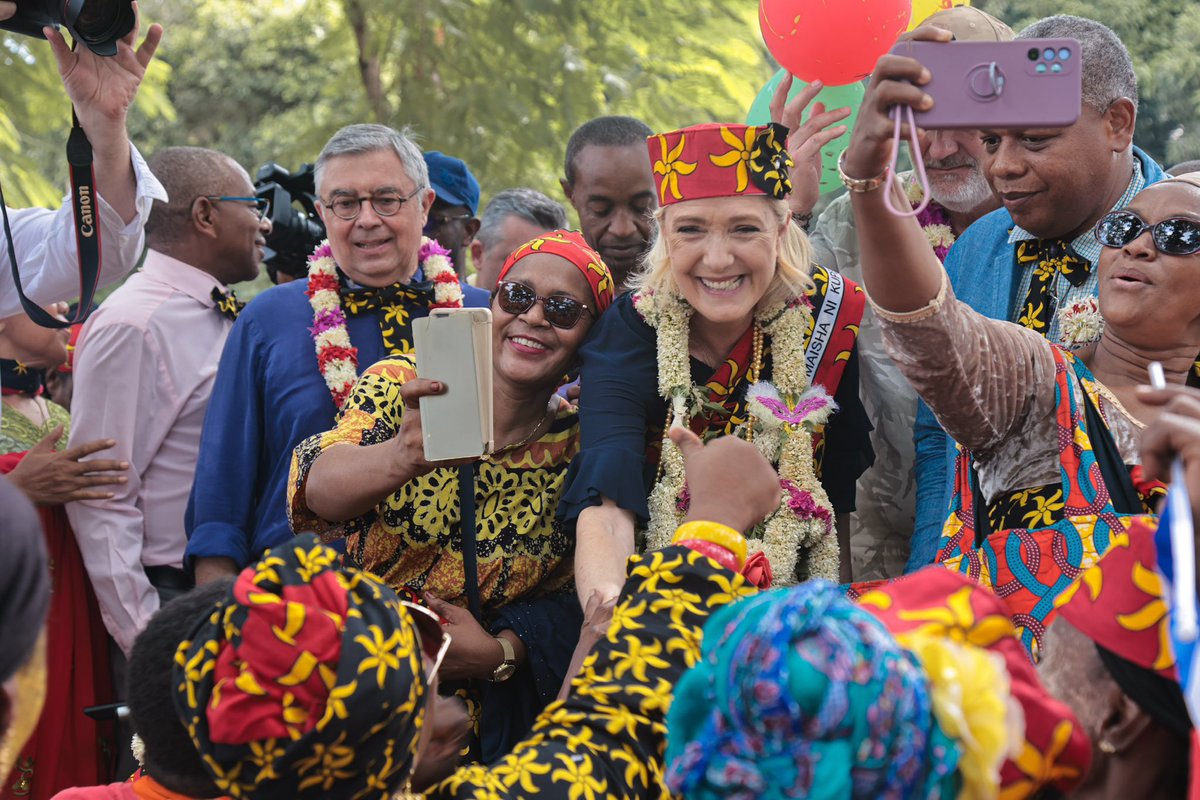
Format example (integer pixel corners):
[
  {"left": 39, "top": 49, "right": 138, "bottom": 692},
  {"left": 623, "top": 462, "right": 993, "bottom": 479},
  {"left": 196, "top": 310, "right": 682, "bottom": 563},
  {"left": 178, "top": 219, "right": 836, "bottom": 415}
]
[
  {"left": 0, "top": 0, "right": 135, "bottom": 56},
  {"left": 254, "top": 163, "right": 326, "bottom": 282}
]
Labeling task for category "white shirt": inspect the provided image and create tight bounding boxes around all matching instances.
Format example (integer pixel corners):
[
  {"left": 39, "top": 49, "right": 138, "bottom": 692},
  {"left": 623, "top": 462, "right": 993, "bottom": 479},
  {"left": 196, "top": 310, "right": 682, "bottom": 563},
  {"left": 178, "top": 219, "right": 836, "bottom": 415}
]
[
  {"left": 66, "top": 250, "right": 233, "bottom": 655},
  {"left": 0, "top": 144, "right": 165, "bottom": 317}
]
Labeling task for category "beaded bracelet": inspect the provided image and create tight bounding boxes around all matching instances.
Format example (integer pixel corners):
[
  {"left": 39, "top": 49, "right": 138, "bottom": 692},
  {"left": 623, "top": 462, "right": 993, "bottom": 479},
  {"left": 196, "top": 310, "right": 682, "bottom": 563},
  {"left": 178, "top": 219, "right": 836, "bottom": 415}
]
[{"left": 671, "top": 521, "right": 748, "bottom": 570}]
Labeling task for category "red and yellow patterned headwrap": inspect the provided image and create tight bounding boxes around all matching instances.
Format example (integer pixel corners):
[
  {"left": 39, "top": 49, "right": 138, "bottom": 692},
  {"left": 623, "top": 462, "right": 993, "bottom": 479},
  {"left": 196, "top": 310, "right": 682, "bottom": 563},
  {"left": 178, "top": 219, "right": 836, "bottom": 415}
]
[
  {"left": 496, "top": 229, "right": 615, "bottom": 315},
  {"left": 1055, "top": 525, "right": 1176, "bottom": 679},
  {"left": 647, "top": 122, "right": 793, "bottom": 206},
  {"left": 172, "top": 534, "right": 428, "bottom": 799},
  {"left": 859, "top": 568, "right": 1093, "bottom": 799}
]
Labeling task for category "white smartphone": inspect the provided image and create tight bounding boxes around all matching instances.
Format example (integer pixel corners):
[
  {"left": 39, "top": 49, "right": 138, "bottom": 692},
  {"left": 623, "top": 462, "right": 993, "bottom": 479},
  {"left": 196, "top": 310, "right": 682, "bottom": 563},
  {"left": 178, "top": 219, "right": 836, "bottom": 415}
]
[{"left": 412, "top": 308, "right": 494, "bottom": 461}]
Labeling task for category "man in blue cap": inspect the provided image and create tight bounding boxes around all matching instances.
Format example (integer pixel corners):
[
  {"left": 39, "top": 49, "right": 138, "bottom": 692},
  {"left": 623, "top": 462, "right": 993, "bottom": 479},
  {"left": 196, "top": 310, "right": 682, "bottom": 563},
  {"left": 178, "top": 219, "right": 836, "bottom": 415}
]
[{"left": 423, "top": 151, "right": 482, "bottom": 278}]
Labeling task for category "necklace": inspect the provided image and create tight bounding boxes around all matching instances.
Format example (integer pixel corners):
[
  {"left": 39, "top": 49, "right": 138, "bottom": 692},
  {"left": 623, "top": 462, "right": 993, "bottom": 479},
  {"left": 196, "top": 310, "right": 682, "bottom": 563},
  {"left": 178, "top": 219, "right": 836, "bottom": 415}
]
[
  {"left": 634, "top": 287, "right": 840, "bottom": 583},
  {"left": 306, "top": 238, "right": 464, "bottom": 409},
  {"left": 481, "top": 398, "right": 557, "bottom": 461}
]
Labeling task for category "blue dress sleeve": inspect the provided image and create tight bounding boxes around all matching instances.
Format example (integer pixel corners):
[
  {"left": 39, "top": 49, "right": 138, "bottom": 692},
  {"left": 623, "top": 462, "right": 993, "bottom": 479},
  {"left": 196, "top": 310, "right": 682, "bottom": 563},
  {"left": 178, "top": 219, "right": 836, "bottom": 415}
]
[
  {"left": 557, "top": 293, "right": 659, "bottom": 527},
  {"left": 184, "top": 311, "right": 266, "bottom": 569}
]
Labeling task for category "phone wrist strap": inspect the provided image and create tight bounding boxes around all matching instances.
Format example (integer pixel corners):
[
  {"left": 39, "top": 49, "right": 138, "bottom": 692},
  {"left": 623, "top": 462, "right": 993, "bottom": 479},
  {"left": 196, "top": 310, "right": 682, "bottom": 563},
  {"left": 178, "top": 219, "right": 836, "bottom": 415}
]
[{"left": 883, "top": 104, "right": 931, "bottom": 218}]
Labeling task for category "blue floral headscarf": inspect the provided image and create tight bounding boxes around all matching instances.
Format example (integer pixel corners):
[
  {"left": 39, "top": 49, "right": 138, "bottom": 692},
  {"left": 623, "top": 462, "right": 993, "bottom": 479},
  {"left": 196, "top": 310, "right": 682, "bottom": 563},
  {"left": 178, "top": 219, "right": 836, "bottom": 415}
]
[{"left": 665, "top": 581, "right": 961, "bottom": 799}]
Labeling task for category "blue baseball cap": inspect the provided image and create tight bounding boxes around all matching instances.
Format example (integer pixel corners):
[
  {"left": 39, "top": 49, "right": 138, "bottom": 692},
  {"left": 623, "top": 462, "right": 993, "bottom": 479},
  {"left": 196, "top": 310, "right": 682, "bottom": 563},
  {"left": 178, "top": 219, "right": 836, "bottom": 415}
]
[{"left": 423, "top": 151, "right": 481, "bottom": 216}]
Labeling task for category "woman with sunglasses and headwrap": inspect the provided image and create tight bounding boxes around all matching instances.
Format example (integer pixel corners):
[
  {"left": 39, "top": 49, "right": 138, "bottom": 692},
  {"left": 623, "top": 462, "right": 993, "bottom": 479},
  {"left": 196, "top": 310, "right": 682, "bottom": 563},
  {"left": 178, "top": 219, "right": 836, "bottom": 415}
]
[
  {"left": 288, "top": 230, "right": 613, "bottom": 760},
  {"left": 839, "top": 37, "right": 1200, "bottom": 658}
]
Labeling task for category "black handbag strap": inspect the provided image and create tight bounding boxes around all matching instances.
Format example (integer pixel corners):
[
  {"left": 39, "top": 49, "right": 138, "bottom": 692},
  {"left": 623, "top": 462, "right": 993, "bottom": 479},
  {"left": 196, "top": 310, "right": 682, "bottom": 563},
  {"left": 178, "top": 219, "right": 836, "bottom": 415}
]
[
  {"left": 457, "top": 463, "right": 483, "bottom": 620},
  {"left": 1, "top": 109, "right": 103, "bottom": 329}
]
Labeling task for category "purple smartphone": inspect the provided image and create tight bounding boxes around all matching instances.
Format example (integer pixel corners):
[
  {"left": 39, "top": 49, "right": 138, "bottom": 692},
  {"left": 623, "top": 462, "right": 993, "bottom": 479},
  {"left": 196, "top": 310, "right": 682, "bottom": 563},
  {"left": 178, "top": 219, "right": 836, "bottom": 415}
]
[{"left": 888, "top": 39, "right": 1082, "bottom": 129}]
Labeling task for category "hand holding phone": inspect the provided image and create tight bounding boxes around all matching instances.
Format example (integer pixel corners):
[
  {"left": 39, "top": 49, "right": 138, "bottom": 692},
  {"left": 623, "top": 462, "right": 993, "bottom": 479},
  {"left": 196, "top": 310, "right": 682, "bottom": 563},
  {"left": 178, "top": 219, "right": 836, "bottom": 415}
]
[{"left": 888, "top": 38, "right": 1082, "bottom": 130}]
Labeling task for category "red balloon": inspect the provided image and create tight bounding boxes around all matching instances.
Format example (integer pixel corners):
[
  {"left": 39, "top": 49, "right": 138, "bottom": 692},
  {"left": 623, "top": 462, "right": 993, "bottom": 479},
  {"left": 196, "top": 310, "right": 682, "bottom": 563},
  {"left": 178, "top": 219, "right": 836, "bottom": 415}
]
[{"left": 759, "top": 0, "right": 912, "bottom": 86}]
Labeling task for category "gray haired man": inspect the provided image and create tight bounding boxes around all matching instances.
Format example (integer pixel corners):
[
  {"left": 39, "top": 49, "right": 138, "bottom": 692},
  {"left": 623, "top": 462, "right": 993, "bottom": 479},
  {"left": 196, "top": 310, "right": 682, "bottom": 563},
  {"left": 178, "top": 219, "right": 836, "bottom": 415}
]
[
  {"left": 470, "top": 188, "right": 569, "bottom": 291},
  {"left": 186, "top": 124, "right": 490, "bottom": 585}
]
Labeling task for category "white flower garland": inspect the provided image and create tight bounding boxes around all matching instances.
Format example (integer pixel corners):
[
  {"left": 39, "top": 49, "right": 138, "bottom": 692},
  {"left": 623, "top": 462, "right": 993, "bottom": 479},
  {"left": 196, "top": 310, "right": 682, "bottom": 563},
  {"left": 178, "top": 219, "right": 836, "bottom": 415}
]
[
  {"left": 635, "top": 289, "right": 840, "bottom": 583},
  {"left": 305, "top": 237, "right": 463, "bottom": 408}
]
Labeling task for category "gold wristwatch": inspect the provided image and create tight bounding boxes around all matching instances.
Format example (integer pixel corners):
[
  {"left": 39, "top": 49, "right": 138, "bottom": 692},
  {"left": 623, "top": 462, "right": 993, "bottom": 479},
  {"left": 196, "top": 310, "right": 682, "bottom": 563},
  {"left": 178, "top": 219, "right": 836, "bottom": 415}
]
[{"left": 491, "top": 636, "right": 516, "bottom": 682}]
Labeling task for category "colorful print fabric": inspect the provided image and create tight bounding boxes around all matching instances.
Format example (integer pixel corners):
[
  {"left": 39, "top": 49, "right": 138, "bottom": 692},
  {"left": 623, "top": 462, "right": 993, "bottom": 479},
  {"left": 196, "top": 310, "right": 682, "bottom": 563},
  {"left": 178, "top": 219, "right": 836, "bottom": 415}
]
[
  {"left": 288, "top": 355, "right": 578, "bottom": 610},
  {"left": 859, "top": 568, "right": 1092, "bottom": 799},
  {"left": 172, "top": 534, "right": 427, "bottom": 799},
  {"left": 936, "top": 346, "right": 1158, "bottom": 658},
  {"left": 1014, "top": 239, "right": 1090, "bottom": 336},
  {"left": 431, "top": 546, "right": 758, "bottom": 799},
  {"left": 665, "top": 580, "right": 959, "bottom": 800},
  {"left": 339, "top": 281, "right": 435, "bottom": 356},
  {"left": 648, "top": 122, "right": 793, "bottom": 205},
  {"left": 497, "top": 229, "right": 615, "bottom": 314}
]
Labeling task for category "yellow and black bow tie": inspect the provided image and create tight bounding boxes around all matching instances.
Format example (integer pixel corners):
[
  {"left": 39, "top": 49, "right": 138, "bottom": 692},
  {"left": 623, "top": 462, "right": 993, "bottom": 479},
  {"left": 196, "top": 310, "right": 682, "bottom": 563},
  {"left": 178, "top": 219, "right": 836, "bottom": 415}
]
[
  {"left": 340, "top": 281, "right": 435, "bottom": 356},
  {"left": 211, "top": 287, "right": 245, "bottom": 321},
  {"left": 1015, "top": 238, "right": 1091, "bottom": 337}
]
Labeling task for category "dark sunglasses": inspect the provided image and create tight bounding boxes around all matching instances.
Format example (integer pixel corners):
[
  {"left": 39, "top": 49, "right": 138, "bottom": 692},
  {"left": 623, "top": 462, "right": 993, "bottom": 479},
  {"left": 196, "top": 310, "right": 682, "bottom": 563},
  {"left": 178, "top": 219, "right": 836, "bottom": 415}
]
[
  {"left": 1094, "top": 210, "right": 1200, "bottom": 255},
  {"left": 495, "top": 280, "right": 591, "bottom": 329},
  {"left": 398, "top": 600, "right": 451, "bottom": 681}
]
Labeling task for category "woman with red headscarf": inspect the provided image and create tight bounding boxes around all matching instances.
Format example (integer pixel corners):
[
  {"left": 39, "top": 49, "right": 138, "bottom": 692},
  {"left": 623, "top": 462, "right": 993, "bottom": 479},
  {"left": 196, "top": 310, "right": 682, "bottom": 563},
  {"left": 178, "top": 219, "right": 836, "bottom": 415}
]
[{"left": 288, "top": 230, "right": 614, "bottom": 760}]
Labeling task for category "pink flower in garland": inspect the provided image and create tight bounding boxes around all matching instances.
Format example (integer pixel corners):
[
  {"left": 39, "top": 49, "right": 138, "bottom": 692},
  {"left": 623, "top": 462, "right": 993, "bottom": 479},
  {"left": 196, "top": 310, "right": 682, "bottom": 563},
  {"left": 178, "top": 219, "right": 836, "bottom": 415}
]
[{"left": 781, "top": 478, "right": 833, "bottom": 534}]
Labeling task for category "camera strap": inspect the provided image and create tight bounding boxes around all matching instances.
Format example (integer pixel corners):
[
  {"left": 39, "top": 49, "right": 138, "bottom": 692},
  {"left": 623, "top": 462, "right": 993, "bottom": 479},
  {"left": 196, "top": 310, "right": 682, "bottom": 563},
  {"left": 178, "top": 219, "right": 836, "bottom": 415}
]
[{"left": 1, "top": 107, "right": 103, "bottom": 329}]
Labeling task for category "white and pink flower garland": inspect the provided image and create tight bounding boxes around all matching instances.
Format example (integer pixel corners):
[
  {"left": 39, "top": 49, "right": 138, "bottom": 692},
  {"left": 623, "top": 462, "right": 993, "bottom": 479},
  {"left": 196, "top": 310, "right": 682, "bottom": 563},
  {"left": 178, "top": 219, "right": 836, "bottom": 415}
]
[{"left": 306, "top": 237, "right": 463, "bottom": 408}]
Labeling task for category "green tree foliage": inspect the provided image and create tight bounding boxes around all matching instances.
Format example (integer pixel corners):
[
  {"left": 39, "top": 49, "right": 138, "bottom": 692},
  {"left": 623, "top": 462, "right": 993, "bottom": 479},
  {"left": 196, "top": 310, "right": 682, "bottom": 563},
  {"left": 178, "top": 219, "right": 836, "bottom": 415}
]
[{"left": 0, "top": 29, "right": 171, "bottom": 207}]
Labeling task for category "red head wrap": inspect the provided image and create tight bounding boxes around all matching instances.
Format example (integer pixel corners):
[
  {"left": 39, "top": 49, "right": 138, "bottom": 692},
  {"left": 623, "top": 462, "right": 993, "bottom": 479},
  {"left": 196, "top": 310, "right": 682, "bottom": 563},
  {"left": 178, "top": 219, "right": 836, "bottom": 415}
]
[
  {"left": 646, "top": 122, "right": 793, "bottom": 206},
  {"left": 496, "top": 229, "right": 614, "bottom": 315}
]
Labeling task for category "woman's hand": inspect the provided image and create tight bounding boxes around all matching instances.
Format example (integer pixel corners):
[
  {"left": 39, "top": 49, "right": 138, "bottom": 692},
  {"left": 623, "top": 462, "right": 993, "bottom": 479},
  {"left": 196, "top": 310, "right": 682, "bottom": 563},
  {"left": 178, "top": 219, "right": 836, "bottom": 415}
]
[
  {"left": 672, "top": 427, "right": 780, "bottom": 534},
  {"left": 424, "top": 594, "right": 508, "bottom": 682},
  {"left": 396, "top": 379, "right": 475, "bottom": 481},
  {"left": 771, "top": 76, "right": 852, "bottom": 219},
  {"left": 1138, "top": 385, "right": 1200, "bottom": 523},
  {"left": 842, "top": 25, "right": 952, "bottom": 182},
  {"left": 557, "top": 590, "right": 617, "bottom": 701}
]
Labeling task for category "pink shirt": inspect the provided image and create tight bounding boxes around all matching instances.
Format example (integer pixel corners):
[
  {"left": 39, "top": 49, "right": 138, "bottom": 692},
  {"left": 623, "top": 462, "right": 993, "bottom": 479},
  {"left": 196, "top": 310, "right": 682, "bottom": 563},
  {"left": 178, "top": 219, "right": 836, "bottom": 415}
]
[{"left": 66, "top": 251, "right": 233, "bottom": 655}]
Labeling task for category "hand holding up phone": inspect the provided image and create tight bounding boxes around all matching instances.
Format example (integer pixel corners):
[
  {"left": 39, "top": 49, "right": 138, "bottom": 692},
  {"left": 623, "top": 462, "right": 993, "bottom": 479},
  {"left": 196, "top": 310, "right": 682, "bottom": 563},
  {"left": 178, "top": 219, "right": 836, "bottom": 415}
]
[
  {"left": 396, "top": 379, "right": 476, "bottom": 481},
  {"left": 841, "top": 25, "right": 950, "bottom": 184}
]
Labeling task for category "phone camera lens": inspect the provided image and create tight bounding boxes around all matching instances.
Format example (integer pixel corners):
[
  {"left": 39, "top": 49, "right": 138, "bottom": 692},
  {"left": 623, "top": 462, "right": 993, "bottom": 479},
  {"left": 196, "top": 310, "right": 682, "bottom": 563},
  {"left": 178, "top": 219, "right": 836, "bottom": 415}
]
[
  {"left": 1043, "top": 48, "right": 1056, "bottom": 61},
  {"left": 1058, "top": 47, "right": 1071, "bottom": 61},
  {"left": 1028, "top": 47, "right": 1039, "bottom": 61}
]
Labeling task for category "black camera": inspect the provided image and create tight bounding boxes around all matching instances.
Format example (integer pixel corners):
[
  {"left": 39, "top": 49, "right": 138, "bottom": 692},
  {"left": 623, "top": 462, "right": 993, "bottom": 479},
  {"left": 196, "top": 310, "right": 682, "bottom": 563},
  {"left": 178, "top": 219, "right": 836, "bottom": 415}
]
[
  {"left": 254, "top": 163, "right": 326, "bottom": 282},
  {"left": 0, "top": 0, "right": 135, "bottom": 56}
]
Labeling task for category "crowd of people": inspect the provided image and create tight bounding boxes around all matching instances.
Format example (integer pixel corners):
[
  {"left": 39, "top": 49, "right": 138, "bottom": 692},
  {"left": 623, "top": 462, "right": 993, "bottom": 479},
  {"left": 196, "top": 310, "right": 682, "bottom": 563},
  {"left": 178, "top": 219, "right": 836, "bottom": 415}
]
[{"left": 4, "top": 1, "right": 1200, "bottom": 798}]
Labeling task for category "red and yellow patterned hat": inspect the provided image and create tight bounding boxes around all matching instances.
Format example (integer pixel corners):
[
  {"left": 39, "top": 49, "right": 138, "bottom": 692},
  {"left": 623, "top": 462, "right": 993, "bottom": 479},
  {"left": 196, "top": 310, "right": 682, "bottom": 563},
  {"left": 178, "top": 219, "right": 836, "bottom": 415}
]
[
  {"left": 859, "top": 568, "right": 1093, "bottom": 799},
  {"left": 647, "top": 122, "right": 793, "bottom": 206},
  {"left": 1055, "top": 525, "right": 1176, "bottom": 679}
]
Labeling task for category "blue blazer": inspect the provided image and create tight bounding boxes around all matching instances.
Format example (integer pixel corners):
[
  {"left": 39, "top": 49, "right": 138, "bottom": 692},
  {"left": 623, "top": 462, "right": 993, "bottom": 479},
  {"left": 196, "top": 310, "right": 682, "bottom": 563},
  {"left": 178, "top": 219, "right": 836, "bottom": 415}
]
[{"left": 907, "top": 146, "right": 1167, "bottom": 572}]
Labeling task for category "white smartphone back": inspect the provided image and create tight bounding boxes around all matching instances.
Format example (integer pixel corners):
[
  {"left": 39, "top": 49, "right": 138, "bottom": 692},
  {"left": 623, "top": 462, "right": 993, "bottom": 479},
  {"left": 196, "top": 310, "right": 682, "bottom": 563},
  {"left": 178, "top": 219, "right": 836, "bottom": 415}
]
[{"left": 412, "top": 308, "right": 493, "bottom": 461}]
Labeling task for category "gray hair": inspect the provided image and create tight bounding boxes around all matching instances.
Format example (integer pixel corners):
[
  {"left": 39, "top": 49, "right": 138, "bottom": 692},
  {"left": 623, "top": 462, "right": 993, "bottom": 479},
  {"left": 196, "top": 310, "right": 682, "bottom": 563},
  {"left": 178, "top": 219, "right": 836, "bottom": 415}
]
[
  {"left": 477, "top": 188, "right": 569, "bottom": 248},
  {"left": 145, "top": 146, "right": 243, "bottom": 247},
  {"left": 314, "top": 124, "right": 429, "bottom": 194},
  {"left": 1018, "top": 16, "right": 1137, "bottom": 113}
]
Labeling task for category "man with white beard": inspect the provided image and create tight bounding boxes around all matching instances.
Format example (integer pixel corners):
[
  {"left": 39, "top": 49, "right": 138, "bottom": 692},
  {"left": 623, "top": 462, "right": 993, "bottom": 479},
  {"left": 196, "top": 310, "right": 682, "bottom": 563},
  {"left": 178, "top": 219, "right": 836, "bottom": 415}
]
[{"left": 800, "top": 6, "right": 1014, "bottom": 579}]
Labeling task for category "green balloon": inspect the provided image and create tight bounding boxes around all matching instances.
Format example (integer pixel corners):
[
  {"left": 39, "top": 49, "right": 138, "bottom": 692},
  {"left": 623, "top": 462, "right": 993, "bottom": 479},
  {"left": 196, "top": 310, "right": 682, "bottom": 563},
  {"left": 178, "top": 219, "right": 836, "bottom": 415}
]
[{"left": 747, "top": 69, "right": 865, "bottom": 194}]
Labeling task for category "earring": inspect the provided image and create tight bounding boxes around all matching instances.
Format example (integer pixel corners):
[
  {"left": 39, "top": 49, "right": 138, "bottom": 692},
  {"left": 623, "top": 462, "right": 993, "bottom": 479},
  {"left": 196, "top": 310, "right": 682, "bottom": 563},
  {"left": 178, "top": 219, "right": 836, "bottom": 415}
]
[{"left": 1098, "top": 740, "right": 1117, "bottom": 755}]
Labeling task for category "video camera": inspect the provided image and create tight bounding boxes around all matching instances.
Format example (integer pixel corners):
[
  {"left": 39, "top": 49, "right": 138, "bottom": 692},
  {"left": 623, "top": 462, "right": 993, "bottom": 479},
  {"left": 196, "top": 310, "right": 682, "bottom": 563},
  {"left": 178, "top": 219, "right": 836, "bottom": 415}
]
[
  {"left": 0, "top": 0, "right": 135, "bottom": 56},
  {"left": 254, "top": 163, "right": 326, "bottom": 282}
]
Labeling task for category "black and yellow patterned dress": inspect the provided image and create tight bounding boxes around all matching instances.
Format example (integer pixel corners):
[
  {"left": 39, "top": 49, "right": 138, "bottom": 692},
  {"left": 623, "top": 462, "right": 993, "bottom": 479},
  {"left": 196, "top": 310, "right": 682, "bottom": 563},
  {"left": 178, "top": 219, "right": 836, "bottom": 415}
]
[
  {"left": 288, "top": 354, "right": 577, "bottom": 610},
  {"left": 432, "top": 545, "right": 758, "bottom": 799}
]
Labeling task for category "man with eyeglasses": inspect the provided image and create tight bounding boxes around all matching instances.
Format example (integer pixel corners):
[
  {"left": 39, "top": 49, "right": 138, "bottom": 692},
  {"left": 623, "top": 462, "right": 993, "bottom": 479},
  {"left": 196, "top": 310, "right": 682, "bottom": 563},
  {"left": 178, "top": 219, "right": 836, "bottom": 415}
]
[
  {"left": 423, "top": 151, "right": 482, "bottom": 279},
  {"left": 186, "top": 124, "right": 488, "bottom": 589},
  {"left": 64, "top": 146, "right": 271, "bottom": 773}
]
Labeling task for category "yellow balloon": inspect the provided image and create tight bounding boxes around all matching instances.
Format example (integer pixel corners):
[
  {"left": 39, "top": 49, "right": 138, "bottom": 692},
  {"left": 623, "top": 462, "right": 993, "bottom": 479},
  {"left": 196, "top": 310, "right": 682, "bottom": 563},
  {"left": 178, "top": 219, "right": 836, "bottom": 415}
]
[{"left": 907, "top": 0, "right": 971, "bottom": 31}]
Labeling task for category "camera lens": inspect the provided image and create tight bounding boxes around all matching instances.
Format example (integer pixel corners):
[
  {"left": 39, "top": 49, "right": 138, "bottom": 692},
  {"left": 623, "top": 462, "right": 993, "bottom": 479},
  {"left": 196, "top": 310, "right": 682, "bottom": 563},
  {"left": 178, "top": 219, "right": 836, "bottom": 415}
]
[
  {"left": 1028, "top": 47, "right": 1039, "bottom": 61},
  {"left": 64, "top": 0, "right": 135, "bottom": 54}
]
